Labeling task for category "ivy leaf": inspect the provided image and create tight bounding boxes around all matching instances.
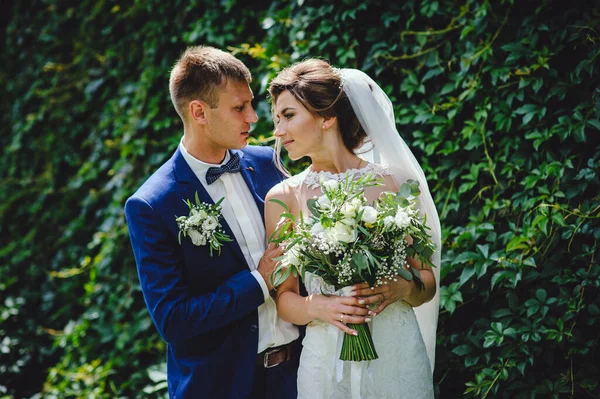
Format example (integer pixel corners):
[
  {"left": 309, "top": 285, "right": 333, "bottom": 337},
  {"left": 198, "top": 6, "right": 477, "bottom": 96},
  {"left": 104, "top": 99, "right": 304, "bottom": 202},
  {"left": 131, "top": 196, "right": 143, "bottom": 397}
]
[{"left": 586, "top": 119, "right": 600, "bottom": 131}]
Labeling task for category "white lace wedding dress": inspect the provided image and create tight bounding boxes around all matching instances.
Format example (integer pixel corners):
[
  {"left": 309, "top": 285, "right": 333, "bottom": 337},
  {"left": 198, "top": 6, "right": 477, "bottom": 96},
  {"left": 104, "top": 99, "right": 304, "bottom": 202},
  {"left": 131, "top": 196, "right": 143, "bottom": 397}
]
[{"left": 285, "top": 164, "right": 434, "bottom": 399}]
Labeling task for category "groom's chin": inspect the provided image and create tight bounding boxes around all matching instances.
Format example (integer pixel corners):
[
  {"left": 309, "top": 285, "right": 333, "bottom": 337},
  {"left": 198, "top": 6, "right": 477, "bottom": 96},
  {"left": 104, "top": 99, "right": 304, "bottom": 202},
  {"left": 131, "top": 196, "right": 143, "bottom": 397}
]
[{"left": 234, "top": 136, "right": 249, "bottom": 149}]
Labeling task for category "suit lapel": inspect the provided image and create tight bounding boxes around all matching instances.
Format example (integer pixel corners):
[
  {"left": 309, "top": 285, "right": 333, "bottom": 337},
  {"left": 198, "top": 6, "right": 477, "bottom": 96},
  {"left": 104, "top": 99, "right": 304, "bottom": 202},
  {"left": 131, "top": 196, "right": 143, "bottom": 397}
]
[
  {"left": 235, "top": 150, "right": 266, "bottom": 221},
  {"left": 173, "top": 148, "right": 246, "bottom": 264}
]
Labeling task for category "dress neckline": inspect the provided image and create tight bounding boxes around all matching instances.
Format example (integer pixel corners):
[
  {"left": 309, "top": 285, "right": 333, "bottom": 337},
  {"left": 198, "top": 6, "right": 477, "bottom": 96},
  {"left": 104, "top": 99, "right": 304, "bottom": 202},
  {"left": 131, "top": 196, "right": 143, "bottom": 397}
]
[
  {"left": 306, "top": 162, "right": 376, "bottom": 179},
  {"left": 295, "top": 163, "right": 389, "bottom": 189}
]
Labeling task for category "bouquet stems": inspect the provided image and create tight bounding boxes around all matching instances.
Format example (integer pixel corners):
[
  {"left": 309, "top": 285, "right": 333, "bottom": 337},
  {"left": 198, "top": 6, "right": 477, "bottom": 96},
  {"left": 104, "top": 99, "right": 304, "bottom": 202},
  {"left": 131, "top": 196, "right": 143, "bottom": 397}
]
[{"left": 340, "top": 323, "right": 378, "bottom": 361}]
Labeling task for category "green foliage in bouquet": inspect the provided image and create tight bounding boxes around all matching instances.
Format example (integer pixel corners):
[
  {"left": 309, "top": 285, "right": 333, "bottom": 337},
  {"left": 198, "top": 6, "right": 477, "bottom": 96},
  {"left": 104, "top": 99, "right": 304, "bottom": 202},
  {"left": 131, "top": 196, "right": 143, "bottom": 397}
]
[{"left": 269, "top": 174, "right": 436, "bottom": 361}]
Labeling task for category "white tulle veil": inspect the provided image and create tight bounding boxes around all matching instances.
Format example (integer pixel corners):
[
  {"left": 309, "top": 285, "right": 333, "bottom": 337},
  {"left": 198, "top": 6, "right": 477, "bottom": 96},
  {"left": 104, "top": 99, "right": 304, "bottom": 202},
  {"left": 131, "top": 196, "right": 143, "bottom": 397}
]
[{"left": 340, "top": 68, "right": 441, "bottom": 372}]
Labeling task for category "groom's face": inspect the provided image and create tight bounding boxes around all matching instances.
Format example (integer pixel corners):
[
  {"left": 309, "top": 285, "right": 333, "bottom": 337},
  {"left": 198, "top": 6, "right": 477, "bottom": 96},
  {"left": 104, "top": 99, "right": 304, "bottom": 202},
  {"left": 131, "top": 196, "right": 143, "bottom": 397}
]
[{"left": 204, "top": 79, "right": 258, "bottom": 154}]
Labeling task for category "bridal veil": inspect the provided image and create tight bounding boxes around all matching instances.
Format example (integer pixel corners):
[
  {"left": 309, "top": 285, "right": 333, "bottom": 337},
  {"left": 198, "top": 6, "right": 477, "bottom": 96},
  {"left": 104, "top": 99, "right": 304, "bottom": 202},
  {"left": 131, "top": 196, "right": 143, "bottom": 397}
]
[{"left": 340, "top": 68, "right": 441, "bottom": 372}]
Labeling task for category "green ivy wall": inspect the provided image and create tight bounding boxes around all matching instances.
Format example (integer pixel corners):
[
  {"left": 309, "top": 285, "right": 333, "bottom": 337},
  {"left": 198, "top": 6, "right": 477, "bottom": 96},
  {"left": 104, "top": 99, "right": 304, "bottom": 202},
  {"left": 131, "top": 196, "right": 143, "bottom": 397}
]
[{"left": 1, "top": 1, "right": 599, "bottom": 398}]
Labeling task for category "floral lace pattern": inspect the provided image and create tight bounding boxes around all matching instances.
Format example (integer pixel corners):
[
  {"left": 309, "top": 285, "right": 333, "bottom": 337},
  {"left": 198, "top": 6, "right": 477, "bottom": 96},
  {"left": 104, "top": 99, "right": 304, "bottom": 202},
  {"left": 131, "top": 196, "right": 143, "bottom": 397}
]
[{"left": 289, "top": 163, "right": 391, "bottom": 189}]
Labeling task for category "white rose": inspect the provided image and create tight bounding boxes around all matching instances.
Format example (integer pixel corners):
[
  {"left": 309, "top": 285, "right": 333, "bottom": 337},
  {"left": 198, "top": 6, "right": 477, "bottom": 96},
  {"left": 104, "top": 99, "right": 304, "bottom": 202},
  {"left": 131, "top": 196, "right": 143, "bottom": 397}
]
[
  {"left": 360, "top": 206, "right": 378, "bottom": 224},
  {"left": 351, "top": 198, "right": 363, "bottom": 209},
  {"left": 310, "top": 222, "right": 325, "bottom": 236},
  {"left": 187, "top": 229, "right": 204, "bottom": 246},
  {"left": 394, "top": 210, "right": 411, "bottom": 229},
  {"left": 341, "top": 217, "right": 357, "bottom": 228},
  {"left": 316, "top": 195, "right": 331, "bottom": 209},
  {"left": 202, "top": 216, "right": 219, "bottom": 231},
  {"left": 383, "top": 216, "right": 395, "bottom": 227},
  {"left": 188, "top": 209, "right": 203, "bottom": 225},
  {"left": 340, "top": 202, "right": 358, "bottom": 218},
  {"left": 321, "top": 179, "right": 339, "bottom": 191},
  {"left": 285, "top": 246, "right": 302, "bottom": 266},
  {"left": 325, "top": 222, "right": 357, "bottom": 243}
]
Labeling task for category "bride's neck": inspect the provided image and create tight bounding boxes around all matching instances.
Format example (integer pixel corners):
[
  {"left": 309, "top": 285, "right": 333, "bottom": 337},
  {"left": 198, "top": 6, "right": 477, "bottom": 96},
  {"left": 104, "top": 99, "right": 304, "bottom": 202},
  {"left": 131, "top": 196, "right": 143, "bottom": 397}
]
[{"left": 309, "top": 148, "right": 363, "bottom": 174}]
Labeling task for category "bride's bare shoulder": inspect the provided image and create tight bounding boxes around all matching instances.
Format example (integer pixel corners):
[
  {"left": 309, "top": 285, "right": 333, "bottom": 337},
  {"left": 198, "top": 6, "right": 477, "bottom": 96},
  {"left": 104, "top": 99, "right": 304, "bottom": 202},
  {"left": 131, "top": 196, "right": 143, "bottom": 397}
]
[
  {"left": 266, "top": 180, "right": 291, "bottom": 200},
  {"left": 266, "top": 169, "right": 308, "bottom": 207},
  {"left": 265, "top": 180, "right": 299, "bottom": 233},
  {"left": 265, "top": 180, "right": 297, "bottom": 211}
]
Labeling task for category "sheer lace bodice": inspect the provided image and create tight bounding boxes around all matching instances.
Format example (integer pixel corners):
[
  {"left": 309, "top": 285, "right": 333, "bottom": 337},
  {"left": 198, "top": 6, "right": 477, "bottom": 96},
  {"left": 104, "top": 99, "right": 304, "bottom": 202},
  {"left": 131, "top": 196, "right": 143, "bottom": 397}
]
[{"left": 283, "top": 163, "right": 393, "bottom": 218}]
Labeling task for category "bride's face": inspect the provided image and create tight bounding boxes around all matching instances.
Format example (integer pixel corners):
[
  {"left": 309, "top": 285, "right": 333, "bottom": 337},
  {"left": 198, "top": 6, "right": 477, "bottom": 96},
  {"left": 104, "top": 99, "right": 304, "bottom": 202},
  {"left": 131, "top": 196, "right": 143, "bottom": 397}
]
[{"left": 273, "top": 90, "right": 323, "bottom": 160}]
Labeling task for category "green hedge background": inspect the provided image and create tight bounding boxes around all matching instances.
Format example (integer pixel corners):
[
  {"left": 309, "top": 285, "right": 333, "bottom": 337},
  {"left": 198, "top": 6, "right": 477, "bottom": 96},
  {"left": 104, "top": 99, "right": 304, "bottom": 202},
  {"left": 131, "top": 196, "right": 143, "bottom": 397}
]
[{"left": 1, "top": 0, "right": 599, "bottom": 398}]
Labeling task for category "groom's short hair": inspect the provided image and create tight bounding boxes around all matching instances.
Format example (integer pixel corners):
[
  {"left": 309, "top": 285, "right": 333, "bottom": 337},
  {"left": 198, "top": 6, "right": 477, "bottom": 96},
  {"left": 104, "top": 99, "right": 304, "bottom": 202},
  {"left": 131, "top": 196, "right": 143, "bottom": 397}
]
[{"left": 169, "top": 45, "right": 252, "bottom": 119}]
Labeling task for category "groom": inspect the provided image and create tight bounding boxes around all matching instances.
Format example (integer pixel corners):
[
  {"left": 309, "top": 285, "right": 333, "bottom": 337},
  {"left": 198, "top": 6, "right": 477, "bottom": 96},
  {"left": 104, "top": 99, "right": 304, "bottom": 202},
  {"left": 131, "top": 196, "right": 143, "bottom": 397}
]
[{"left": 124, "top": 46, "right": 300, "bottom": 399}]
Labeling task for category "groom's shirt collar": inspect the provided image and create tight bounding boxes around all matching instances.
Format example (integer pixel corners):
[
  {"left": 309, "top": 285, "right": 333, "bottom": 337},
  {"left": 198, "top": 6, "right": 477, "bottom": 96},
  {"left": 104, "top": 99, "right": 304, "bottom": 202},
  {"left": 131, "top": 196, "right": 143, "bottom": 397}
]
[{"left": 179, "top": 138, "right": 231, "bottom": 186}]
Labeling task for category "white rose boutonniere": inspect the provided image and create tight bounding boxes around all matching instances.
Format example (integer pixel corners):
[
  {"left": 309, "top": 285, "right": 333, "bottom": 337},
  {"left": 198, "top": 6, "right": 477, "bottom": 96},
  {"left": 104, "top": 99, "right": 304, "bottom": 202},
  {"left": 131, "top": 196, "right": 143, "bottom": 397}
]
[{"left": 175, "top": 192, "right": 232, "bottom": 256}]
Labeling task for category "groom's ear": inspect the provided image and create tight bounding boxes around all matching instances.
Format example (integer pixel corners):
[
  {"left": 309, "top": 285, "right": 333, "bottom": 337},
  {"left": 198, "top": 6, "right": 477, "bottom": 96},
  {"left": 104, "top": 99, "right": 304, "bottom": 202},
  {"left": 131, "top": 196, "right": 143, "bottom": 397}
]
[{"left": 189, "top": 100, "right": 209, "bottom": 124}]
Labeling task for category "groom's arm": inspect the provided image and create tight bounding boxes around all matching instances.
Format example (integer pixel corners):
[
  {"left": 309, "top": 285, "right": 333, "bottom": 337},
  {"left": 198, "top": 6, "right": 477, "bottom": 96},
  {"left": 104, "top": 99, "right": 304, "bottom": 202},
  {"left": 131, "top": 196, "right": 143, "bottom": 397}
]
[{"left": 125, "top": 195, "right": 267, "bottom": 344}]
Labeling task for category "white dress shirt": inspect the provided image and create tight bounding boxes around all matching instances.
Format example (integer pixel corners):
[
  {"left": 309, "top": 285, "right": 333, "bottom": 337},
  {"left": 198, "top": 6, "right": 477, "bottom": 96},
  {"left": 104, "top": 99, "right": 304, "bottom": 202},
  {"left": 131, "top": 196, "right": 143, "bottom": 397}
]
[{"left": 179, "top": 141, "right": 299, "bottom": 352}]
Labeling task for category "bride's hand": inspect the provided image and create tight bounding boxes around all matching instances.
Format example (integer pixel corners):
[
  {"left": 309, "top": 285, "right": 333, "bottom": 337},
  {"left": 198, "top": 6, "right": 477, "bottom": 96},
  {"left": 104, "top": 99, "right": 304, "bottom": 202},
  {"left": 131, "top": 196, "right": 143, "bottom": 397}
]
[
  {"left": 350, "top": 278, "right": 416, "bottom": 316},
  {"left": 305, "top": 294, "right": 370, "bottom": 336}
]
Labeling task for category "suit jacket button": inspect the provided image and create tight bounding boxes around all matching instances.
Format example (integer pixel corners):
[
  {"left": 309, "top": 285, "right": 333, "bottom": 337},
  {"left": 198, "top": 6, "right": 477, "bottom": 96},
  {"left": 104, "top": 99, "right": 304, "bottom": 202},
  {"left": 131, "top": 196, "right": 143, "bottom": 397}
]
[{"left": 250, "top": 324, "right": 258, "bottom": 332}]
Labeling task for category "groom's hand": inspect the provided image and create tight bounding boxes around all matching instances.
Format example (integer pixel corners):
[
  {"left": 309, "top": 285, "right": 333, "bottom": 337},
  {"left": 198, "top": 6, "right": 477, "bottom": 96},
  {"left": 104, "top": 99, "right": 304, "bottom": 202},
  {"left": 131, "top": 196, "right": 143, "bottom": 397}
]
[{"left": 258, "top": 243, "right": 284, "bottom": 291}]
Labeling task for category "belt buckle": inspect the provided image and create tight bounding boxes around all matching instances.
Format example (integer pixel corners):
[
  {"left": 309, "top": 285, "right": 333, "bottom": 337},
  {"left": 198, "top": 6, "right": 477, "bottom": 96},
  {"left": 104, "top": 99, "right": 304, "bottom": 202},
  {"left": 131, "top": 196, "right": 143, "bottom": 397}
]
[{"left": 263, "top": 347, "right": 282, "bottom": 369}]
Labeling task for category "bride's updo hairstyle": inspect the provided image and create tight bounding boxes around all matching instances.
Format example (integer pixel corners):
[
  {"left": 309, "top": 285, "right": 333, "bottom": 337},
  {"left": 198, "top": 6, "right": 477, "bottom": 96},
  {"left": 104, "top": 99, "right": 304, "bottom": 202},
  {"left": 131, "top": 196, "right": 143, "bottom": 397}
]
[{"left": 268, "top": 59, "right": 368, "bottom": 154}]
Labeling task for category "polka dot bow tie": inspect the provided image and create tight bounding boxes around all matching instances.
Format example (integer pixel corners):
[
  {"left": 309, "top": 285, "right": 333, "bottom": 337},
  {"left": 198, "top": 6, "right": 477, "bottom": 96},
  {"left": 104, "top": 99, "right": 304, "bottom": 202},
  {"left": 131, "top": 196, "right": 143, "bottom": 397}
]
[{"left": 205, "top": 152, "right": 241, "bottom": 185}]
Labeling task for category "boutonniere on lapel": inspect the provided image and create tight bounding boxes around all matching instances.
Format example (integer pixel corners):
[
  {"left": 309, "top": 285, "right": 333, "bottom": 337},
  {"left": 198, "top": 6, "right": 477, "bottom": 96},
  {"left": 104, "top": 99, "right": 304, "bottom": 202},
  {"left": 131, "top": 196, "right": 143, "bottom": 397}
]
[{"left": 175, "top": 192, "right": 232, "bottom": 256}]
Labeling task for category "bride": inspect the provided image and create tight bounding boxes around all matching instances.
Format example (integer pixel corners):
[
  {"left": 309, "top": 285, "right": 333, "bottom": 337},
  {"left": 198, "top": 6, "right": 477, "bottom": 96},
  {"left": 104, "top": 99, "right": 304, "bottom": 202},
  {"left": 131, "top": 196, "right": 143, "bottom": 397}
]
[{"left": 264, "top": 59, "right": 441, "bottom": 399}]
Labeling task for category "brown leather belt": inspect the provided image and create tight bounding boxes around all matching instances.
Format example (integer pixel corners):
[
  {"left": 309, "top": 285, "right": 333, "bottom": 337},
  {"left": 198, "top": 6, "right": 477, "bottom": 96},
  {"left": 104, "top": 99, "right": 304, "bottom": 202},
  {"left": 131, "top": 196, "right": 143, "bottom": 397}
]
[{"left": 256, "top": 341, "right": 296, "bottom": 368}]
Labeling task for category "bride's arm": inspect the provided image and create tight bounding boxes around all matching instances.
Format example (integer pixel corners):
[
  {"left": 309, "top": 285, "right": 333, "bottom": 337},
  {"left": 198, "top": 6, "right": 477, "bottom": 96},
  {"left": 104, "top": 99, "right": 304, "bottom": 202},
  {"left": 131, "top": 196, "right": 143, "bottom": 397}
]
[{"left": 264, "top": 184, "right": 369, "bottom": 335}]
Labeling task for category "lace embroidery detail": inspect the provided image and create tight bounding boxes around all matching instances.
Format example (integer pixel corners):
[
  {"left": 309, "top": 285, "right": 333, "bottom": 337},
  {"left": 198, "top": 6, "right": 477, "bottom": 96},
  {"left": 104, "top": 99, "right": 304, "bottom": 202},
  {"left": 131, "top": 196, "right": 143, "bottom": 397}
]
[
  {"left": 284, "top": 168, "right": 310, "bottom": 189},
  {"left": 300, "top": 163, "right": 391, "bottom": 189}
]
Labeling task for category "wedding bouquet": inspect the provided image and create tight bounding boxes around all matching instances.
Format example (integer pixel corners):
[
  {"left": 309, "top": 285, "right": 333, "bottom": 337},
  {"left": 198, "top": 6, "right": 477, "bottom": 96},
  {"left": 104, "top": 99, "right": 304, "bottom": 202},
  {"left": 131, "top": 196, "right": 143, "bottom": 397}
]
[
  {"left": 175, "top": 192, "right": 232, "bottom": 256},
  {"left": 270, "top": 174, "right": 436, "bottom": 361}
]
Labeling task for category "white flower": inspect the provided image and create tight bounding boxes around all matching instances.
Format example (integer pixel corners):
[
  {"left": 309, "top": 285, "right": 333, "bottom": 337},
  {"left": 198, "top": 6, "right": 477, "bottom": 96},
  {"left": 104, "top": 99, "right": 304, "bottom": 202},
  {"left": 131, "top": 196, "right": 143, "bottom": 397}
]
[
  {"left": 316, "top": 195, "right": 331, "bottom": 209},
  {"left": 394, "top": 210, "right": 411, "bottom": 229},
  {"left": 321, "top": 179, "right": 339, "bottom": 191},
  {"left": 310, "top": 222, "right": 325, "bottom": 236},
  {"left": 340, "top": 202, "right": 358, "bottom": 218},
  {"left": 202, "top": 216, "right": 219, "bottom": 231},
  {"left": 325, "top": 222, "right": 357, "bottom": 243},
  {"left": 187, "top": 229, "right": 205, "bottom": 246},
  {"left": 175, "top": 195, "right": 230, "bottom": 256},
  {"left": 188, "top": 209, "right": 204, "bottom": 225},
  {"left": 284, "top": 246, "right": 302, "bottom": 266},
  {"left": 360, "top": 206, "right": 378, "bottom": 224},
  {"left": 350, "top": 198, "right": 363, "bottom": 209},
  {"left": 383, "top": 216, "right": 395, "bottom": 227},
  {"left": 341, "top": 217, "right": 357, "bottom": 228}
]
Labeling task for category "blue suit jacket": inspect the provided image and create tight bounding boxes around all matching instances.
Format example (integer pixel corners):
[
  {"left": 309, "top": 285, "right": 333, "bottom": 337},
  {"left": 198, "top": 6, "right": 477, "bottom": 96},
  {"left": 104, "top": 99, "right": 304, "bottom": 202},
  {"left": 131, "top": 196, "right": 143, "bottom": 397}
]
[{"left": 124, "top": 145, "right": 285, "bottom": 399}]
